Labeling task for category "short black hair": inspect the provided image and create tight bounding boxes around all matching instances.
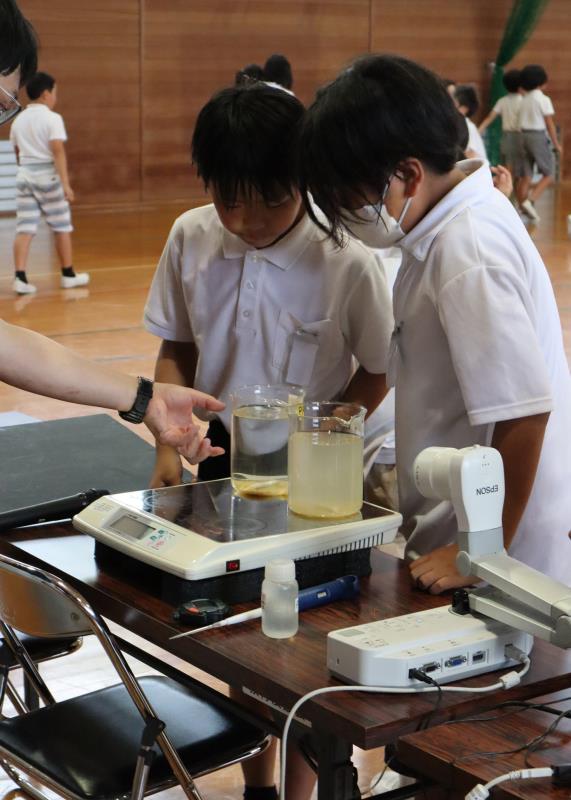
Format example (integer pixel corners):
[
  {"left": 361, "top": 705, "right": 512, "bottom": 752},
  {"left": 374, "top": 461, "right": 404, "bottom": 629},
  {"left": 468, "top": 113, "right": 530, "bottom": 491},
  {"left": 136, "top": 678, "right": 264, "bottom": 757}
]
[
  {"left": 454, "top": 84, "right": 479, "bottom": 117},
  {"left": 299, "top": 54, "right": 465, "bottom": 245},
  {"left": 192, "top": 83, "right": 305, "bottom": 204},
  {"left": 234, "top": 63, "right": 265, "bottom": 86},
  {"left": 26, "top": 71, "right": 55, "bottom": 100},
  {"left": 0, "top": 0, "right": 38, "bottom": 85},
  {"left": 264, "top": 54, "right": 293, "bottom": 90},
  {"left": 520, "top": 64, "right": 548, "bottom": 91},
  {"left": 502, "top": 69, "right": 521, "bottom": 93}
]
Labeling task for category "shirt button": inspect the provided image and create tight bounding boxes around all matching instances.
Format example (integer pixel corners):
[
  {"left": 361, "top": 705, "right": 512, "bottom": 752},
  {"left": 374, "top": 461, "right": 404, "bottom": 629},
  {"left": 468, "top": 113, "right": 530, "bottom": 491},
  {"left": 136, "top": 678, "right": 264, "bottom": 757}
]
[
  {"left": 242, "top": 310, "right": 251, "bottom": 318},
  {"left": 246, "top": 280, "right": 255, "bottom": 290}
]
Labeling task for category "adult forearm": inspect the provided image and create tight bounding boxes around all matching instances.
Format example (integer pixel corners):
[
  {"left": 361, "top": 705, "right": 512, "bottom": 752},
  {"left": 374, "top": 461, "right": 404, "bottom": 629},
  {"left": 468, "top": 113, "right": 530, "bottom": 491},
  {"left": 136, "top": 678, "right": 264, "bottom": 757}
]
[
  {"left": 0, "top": 320, "right": 138, "bottom": 411},
  {"left": 491, "top": 412, "right": 550, "bottom": 548}
]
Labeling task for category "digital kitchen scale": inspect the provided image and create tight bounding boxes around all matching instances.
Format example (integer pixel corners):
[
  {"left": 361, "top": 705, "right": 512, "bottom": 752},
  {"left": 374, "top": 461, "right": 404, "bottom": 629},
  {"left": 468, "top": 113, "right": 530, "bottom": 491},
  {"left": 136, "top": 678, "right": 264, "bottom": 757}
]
[{"left": 74, "top": 479, "right": 402, "bottom": 604}]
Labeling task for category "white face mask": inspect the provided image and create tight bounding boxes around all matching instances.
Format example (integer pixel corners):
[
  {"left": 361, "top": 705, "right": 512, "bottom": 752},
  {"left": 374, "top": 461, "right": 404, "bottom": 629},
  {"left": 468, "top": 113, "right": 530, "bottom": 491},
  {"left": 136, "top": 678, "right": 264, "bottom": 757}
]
[{"left": 345, "top": 180, "right": 412, "bottom": 249}]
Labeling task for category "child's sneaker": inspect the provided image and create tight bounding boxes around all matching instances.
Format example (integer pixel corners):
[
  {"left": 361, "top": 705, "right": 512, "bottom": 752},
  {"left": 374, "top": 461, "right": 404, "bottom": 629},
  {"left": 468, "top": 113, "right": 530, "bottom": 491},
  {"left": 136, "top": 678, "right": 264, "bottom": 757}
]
[
  {"left": 61, "top": 272, "right": 90, "bottom": 289},
  {"left": 521, "top": 199, "right": 540, "bottom": 222},
  {"left": 13, "top": 277, "right": 37, "bottom": 295}
]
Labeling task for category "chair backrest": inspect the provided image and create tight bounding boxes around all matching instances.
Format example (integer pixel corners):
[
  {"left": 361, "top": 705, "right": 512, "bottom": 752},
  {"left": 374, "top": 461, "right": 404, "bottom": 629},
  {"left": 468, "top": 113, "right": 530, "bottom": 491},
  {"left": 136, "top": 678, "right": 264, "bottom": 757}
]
[{"left": 0, "top": 554, "right": 92, "bottom": 638}]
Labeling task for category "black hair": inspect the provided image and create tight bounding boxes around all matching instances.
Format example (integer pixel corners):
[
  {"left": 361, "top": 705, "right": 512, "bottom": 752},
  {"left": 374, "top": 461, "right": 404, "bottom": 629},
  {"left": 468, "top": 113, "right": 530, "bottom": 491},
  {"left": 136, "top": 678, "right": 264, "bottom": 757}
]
[
  {"left": 454, "top": 84, "right": 479, "bottom": 118},
  {"left": 502, "top": 69, "right": 521, "bottom": 94},
  {"left": 192, "top": 83, "right": 305, "bottom": 204},
  {"left": 520, "top": 64, "right": 548, "bottom": 91},
  {"left": 300, "top": 54, "right": 466, "bottom": 245},
  {"left": 264, "top": 54, "right": 293, "bottom": 90},
  {"left": 234, "top": 63, "right": 265, "bottom": 86},
  {"left": 0, "top": 0, "right": 38, "bottom": 85},
  {"left": 26, "top": 71, "right": 55, "bottom": 100}
]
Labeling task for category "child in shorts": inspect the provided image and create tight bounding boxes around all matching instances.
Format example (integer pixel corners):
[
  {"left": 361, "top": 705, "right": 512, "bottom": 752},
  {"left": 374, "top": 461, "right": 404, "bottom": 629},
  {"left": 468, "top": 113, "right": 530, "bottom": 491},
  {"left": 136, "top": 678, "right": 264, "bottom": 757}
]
[
  {"left": 10, "top": 71, "right": 88, "bottom": 294},
  {"left": 478, "top": 68, "right": 524, "bottom": 180}
]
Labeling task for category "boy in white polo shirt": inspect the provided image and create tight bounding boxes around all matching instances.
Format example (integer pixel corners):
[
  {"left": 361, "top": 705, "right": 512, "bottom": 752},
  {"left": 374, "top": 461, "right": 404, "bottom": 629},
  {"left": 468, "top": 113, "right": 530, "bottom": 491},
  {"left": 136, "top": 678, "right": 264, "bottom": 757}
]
[
  {"left": 144, "top": 83, "right": 392, "bottom": 800},
  {"left": 516, "top": 63, "right": 562, "bottom": 222},
  {"left": 144, "top": 83, "right": 392, "bottom": 493},
  {"left": 10, "top": 71, "right": 88, "bottom": 294},
  {"left": 300, "top": 54, "right": 571, "bottom": 592}
]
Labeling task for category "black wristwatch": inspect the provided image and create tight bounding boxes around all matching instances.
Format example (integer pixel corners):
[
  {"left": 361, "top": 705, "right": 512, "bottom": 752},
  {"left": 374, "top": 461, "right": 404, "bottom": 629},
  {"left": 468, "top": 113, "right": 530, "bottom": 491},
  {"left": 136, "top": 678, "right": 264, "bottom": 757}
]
[{"left": 118, "top": 377, "right": 154, "bottom": 424}]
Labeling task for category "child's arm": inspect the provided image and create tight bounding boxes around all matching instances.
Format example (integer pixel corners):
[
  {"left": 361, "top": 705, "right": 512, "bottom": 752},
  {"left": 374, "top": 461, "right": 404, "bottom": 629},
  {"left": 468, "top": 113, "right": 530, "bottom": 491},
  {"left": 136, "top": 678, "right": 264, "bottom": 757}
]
[
  {"left": 49, "top": 139, "right": 74, "bottom": 201},
  {"left": 478, "top": 109, "right": 498, "bottom": 134},
  {"left": 13, "top": 144, "right": 19, "bottom": 165},
  {"left": 491, "top": 411, "right": 549, "bottom": 547},
  {"left": 149, "top": 339, "right": 223, "bottom": 487},
  {"left": 340, "top": 366, "right": 388, "bottom": 418},
  {"left": 545, "top": 115, "right": 562, "bottom": 153},
  {"left": 410, "top": 411, "right": 550, "bottom": 595}
]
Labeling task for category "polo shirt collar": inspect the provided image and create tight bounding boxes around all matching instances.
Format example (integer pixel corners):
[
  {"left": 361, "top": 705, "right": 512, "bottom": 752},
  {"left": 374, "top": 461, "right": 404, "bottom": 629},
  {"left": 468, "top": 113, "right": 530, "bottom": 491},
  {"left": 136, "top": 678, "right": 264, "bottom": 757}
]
[
  {"left": 222, "top": 210, "right": 314, "bottom": 270},
  {"left": 399, "top": 159, "right": 494, "bottom": 261}
]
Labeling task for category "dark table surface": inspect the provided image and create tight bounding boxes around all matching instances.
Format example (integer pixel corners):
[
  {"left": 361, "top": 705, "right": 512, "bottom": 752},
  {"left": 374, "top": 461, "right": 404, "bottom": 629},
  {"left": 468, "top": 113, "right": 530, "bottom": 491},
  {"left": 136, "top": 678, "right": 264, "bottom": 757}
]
[
  {"left": 2, "top": 525, "right": 571, "bottom": 751},
  {"left": 396, "top": 689, "right": 571, "bottom": 799}
]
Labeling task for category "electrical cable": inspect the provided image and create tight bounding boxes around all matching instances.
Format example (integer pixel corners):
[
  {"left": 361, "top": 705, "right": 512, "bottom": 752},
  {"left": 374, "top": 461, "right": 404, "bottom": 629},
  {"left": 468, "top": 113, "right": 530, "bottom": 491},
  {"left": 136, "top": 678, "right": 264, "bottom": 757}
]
[
  {"left": 278, "top": 652, "right": 530, "bottom": 800},
  {"left": 465, "top": 767, "right": 554, "bottom": 800}
]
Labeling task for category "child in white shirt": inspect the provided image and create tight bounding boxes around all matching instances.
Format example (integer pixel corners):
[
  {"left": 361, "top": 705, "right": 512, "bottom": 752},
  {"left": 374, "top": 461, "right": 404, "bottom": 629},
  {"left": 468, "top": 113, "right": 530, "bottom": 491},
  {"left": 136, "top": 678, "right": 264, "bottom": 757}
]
[
  {"left": 454, "top": 84, "right": 487, "bottom": 161},
  {"left": 479, "top": 68, "right": 524, "bottom": 180},
  {"left": 516, "top": 63, "right": 562, "bottom": 222},
  {"left": 300, "top": 54, "right": 571, "bottom": 593}
]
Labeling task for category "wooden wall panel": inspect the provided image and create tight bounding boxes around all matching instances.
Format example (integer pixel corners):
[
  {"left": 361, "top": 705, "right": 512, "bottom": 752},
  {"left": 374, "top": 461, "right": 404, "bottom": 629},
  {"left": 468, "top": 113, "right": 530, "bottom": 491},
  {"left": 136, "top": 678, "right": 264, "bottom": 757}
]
[
  {"left": 371, "top": 0, "right": 570, "bottom": 176},
  {"left": 5, "top": 0, "right": 141, "bottom": 205},
  {"left": 141, "top": 0, "right": 371, "bottom": 202}
]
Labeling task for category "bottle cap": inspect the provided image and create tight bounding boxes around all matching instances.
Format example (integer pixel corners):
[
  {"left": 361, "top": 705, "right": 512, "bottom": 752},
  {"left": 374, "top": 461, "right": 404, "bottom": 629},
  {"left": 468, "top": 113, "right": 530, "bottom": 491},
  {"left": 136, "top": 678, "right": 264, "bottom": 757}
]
[{"left": 265, "top": 558, "right": 296, "bottom": 583}]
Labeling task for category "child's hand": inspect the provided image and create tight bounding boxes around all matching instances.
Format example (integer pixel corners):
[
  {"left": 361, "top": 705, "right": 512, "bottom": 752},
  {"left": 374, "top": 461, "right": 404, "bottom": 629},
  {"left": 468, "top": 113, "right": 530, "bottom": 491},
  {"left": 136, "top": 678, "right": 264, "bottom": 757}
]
[
  {"left": 63, "top": 183, "right": 75, "bottom": 202},
  {"left": 408, "top": 544, "right": 477, "bottom": 595},
  {"left": 491, "top": 165, "right": 513, "bottom": 198},
  {"left": 149, "top": 447, "right": 183, "bottom": 489}
]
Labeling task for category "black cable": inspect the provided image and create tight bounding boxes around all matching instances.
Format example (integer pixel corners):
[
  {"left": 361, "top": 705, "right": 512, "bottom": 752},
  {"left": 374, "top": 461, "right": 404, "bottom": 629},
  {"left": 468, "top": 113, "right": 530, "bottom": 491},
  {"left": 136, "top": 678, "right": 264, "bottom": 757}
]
[
  {"left": 441, "top": 694, "right": 571, "bottom": 728},
  {"left": 408, "top": 669, "right": 444, "bottom": 732}
]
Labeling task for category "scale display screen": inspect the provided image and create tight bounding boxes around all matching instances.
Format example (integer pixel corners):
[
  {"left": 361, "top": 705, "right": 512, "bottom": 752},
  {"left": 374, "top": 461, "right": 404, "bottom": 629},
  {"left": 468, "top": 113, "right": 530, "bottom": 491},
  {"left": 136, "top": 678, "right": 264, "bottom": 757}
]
[{"left": 105, "top": 479, "right": 394, "bottom": 544}]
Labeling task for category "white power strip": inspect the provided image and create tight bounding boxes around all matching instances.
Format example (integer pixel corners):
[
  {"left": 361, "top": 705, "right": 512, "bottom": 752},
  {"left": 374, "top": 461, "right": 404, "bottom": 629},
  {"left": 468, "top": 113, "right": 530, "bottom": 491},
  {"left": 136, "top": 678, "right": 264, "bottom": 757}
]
[{"left": 327, "top": 605, "right": 533, "bottom": 687}]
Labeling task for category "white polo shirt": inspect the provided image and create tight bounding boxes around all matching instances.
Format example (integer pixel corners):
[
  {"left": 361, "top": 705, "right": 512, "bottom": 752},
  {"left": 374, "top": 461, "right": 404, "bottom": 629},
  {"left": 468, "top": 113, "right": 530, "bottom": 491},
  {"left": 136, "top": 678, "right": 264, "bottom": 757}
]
[
  {"left": 392, "top": 160, "right": 571, "bottom": 582},
  {"left": 520, "top": 89, "right": 554, "bottom": 131},
  {"left": 10, "top": 104, "right": 67, "bottom": 164},
  {"left": 492, "top": 93, "right": 522, "bottom": 132},
  {"left": 465, "top": 118, "right": 487, "bottom": 161},
  {"left": 144, "top": 204, "right": 393, "bottom": 428}
]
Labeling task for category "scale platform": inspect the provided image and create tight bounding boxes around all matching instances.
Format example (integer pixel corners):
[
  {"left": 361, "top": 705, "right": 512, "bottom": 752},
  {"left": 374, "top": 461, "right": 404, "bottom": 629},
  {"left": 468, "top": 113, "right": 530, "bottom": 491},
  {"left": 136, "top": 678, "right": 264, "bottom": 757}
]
[{"left": 74, "top": 478, "right": 402, "bottom": 604}]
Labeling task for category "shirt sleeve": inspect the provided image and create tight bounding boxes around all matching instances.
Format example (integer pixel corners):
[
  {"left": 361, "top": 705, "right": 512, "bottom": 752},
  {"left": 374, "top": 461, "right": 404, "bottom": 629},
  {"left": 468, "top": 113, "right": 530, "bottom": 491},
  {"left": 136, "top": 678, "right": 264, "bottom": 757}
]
[
  {"left": 143, "top": 223, "right": 195, "bottom": 342},
  {"left": 340, "top": 250, "right": 394, "bottom": 374},
  {"left": 492, "top": 98, "right": 504, "bottom": 114},
  {"left": 438, "top": 266, "right": 553, "bottom": 426},
  {"left": 48, "top": 113, "right": 67, "bottom": 141},
  {"left": 540, "top": 95, "right": 555, "bottom": 116}
]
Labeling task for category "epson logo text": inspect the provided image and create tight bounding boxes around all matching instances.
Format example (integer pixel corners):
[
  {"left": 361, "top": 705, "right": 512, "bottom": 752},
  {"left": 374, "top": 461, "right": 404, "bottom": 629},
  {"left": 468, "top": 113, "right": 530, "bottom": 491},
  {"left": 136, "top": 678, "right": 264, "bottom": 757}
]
[{"left": 476, "top": 485, "right": 499, "bottom": 496}]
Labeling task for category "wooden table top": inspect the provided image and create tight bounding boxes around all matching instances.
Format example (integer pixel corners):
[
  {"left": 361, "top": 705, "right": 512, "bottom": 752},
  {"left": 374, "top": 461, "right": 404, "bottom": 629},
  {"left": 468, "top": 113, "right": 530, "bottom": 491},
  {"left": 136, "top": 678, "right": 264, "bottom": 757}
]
[
  {"left": 397, "top": 690, "right": 571, "bottom": 799},
  {"left": 2, "top": 525, "right": 571, "bottom": 751}
]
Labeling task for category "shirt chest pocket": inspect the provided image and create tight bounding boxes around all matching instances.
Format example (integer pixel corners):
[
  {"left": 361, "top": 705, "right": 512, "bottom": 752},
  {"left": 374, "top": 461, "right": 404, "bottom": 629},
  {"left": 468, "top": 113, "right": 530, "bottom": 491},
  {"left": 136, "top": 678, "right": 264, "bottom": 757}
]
[{"left": 272, "top": 310, "right": 334, "bottom": 387}]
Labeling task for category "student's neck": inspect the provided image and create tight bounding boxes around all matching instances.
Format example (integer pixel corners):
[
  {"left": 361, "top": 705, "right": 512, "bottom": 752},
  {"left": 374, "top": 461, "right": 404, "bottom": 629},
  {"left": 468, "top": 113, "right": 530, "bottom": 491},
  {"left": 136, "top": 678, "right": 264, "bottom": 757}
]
[
  {"left": 403, "top": 168, "right": 466, "bottom": 232},
  {"left": 256, "top": 205, "right": 305, "bottom": 250}
]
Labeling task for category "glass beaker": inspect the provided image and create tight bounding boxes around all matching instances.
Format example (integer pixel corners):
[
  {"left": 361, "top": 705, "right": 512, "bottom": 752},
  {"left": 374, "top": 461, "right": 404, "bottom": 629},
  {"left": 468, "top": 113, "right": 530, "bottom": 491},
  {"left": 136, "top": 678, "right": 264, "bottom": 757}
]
[
  {"left": 288, "top": 401, "right": 366, "bottom": 518},
  {"left": 230, "top": 384, "right": 305, "bottom": 497}
]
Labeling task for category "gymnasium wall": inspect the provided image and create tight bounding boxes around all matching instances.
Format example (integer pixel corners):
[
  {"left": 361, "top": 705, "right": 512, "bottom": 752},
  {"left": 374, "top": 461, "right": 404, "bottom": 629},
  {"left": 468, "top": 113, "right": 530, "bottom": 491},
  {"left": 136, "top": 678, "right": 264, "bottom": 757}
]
[{"left": 9, "top": 0, "right": 570, "bottom": 208}]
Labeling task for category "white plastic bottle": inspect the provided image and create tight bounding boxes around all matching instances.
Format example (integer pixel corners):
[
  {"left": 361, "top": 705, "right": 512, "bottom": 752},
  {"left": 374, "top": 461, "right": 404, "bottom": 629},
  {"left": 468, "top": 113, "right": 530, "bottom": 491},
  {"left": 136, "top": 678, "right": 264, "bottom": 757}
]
[{"left": 261, "top": 558, "right": 298, "bottom": 638}]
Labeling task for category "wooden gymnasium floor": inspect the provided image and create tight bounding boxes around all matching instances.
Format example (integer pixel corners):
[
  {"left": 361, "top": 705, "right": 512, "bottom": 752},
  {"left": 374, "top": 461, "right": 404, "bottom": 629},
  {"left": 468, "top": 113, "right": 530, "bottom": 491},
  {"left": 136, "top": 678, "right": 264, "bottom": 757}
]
[{"left": 0, "top": 186, "right": 569, "bottom": 799}]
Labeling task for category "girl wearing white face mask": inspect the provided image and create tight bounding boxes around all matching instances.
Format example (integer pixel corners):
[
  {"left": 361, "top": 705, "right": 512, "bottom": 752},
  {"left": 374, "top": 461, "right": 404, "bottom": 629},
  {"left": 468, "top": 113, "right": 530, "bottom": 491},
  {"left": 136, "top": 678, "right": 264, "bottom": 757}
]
[{"left": 300, "top": 54, "right": 571, "bottom": 593}]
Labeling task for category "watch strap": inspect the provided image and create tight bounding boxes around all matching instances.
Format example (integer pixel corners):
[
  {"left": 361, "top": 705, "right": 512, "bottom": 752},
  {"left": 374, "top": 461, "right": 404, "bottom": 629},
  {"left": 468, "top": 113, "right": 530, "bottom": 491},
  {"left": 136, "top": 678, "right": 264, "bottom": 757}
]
[{"left": 118, "top": 377, "right": 154, "bottom": 424}]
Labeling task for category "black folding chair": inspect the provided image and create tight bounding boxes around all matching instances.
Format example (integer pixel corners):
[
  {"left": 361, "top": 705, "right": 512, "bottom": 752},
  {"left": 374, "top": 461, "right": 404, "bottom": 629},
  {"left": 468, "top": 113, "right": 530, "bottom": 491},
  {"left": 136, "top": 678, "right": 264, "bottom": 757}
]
[{"left": 0, "top": 553, "right": 270, "bottom": 800}]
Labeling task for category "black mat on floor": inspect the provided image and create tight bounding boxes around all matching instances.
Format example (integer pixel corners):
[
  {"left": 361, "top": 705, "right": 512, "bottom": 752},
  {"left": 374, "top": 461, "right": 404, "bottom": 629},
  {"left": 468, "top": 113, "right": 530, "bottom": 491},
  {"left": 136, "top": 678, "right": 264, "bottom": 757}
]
[{"left": 0, "top": 414, "right": 192, "bottom": 512}]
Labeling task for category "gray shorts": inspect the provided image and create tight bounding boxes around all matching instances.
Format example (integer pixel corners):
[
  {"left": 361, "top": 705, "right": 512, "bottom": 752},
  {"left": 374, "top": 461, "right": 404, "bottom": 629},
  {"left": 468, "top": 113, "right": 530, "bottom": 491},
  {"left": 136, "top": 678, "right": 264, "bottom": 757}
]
[
  {"left": 521, "top": 130, "right": 554, "bottom": 178},
  {"left": 500, "top": 131, "right": 524, "bottom": 176},
  {"left": 15, "top": 163, "right": 73, "bottom": 235}
]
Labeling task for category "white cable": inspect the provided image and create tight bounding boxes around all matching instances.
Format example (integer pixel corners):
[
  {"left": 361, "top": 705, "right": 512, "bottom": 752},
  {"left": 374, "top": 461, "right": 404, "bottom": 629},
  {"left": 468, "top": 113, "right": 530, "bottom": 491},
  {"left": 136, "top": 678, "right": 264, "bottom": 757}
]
[
  {"left": 465, "top": 767, "right": 553, "bottom": 799},
  {"left": 278, "top": 655, "right": 530, "bottom": 800}
]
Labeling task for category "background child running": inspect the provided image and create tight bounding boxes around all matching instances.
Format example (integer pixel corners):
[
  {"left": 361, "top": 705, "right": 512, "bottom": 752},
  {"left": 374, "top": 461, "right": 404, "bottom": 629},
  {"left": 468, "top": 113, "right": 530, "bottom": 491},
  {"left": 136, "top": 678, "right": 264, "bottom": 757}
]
[
  {"left": 300, "top": 54, "right": 571, "bottom": 592},
  {"left": 479, "top": 68, "right": 524, "bottom": 182},
  {"left": 516, "top": 63, "right": 562, "bottom": 222},
  {"left": 9, "top": 71, "right": 88, "bottom": 294}
]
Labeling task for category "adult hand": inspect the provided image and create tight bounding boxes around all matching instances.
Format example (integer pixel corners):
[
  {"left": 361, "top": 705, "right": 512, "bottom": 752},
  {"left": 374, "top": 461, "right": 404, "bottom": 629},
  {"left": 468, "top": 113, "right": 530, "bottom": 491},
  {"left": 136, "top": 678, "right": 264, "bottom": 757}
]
[
  {"left": 408, "top": 543, "right": 476, "bottom": 595},
  {"left": 144, "top": 383, "right": 226, "bottom": 464}
]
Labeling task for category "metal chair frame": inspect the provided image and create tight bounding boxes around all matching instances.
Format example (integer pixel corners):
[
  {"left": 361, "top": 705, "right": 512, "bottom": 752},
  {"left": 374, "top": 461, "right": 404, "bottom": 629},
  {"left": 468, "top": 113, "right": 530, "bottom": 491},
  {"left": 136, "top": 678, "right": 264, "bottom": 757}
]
[{"left": 0, "top": 553, "right": 270, "bottom": 800}]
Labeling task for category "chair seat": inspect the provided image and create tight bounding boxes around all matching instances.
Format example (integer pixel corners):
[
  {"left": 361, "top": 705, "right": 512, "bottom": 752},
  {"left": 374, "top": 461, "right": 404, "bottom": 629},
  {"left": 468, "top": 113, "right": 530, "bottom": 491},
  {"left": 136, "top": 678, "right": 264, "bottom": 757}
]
[
  {"left": 0, "top": 675, "right": 267, "bottom": 800},
  {"left": 0, "top": 633, "right": 82, "bottom": 669}
]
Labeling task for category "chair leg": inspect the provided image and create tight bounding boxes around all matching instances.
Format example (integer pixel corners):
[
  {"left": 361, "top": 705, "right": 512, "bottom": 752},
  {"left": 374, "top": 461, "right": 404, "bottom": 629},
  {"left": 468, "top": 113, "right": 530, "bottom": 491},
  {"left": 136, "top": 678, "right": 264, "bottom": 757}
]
[
  {"left": 0, "top": 759, "right": 53, "bottom": 800},
  {"left": 6, "top": 678, "right": 29, "bottom": 715},
  {"left": 23, "top": 672, "right": 40, "bottom": 711}
]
